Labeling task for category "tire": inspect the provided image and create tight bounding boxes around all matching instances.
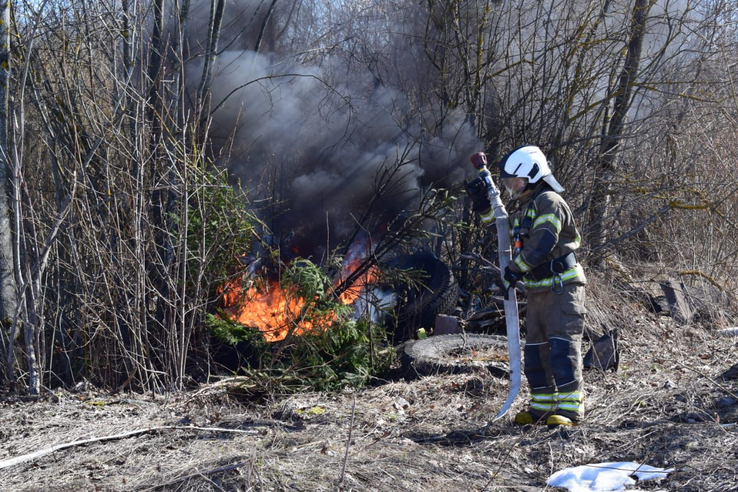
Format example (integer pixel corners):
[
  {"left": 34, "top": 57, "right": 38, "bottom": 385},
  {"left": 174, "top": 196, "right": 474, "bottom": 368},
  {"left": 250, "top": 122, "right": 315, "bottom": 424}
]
[
  {"left": 402, "top": 334, "right": 509, "bottom": 378},
  {"left": 390, "top": 251, "right": 459, "bottom": 343}
]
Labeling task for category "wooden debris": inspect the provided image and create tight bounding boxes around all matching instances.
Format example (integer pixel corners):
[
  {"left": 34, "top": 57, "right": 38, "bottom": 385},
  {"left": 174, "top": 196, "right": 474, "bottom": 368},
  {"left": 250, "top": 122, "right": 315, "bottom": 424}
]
[
  {"left": 716, "top": 327, "right": 738, "bottom": 337},
  {"left": 0, "top": 425, "right": 262, "bottom": 471},
  {"left": 660, "top": 280, "right": 694, "bottom": 324}
]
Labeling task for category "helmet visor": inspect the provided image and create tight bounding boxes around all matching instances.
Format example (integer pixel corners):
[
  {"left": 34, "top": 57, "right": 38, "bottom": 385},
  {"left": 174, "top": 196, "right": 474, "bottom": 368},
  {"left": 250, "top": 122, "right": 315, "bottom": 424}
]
[{"left": 501, "top": 177, "right": 518, "bottom": 192}]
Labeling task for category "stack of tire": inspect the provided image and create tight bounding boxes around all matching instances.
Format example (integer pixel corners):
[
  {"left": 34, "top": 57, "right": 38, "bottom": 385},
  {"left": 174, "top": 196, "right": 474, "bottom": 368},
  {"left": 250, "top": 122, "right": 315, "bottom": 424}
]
[{"left": 388, "top": 251, "right": 511, "bottom": 380}]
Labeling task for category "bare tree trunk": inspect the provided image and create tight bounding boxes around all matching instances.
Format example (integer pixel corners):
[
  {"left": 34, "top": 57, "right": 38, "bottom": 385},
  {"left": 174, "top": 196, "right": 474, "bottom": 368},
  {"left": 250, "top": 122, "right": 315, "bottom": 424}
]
[
  {"left": 0, "top": 0, "right": 19, "bottom": 386},
  {"left": 196, "top": 0, "right": 226, "bottom": 112},
  {"left": 254, "top": 0, "right": 278, "bottom": 54},
  {"left": 147, "top": 0, "right": 168, "bottom": 389},
  {"left": 587, "top": 0, "right": 656, "bottom": 262},
  {"left": 147, "top": 0, "right": 165, "bottom": 136},
  {"left": 551, "top": 0, "right": 612, "bottom": 154}
]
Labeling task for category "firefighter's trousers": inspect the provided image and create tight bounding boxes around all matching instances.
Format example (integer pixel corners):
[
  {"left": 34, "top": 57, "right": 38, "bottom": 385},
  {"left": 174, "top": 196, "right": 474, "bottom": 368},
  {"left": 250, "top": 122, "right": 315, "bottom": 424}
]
[{"left": 523, "top": 282, "right": 586, "bottom": 421}]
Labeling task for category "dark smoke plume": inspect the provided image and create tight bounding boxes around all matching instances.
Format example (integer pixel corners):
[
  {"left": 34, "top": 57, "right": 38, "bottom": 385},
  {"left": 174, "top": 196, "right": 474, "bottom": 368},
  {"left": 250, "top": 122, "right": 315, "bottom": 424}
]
[{"left": 183, "top": 0, "right": 480, "bottom": 258}]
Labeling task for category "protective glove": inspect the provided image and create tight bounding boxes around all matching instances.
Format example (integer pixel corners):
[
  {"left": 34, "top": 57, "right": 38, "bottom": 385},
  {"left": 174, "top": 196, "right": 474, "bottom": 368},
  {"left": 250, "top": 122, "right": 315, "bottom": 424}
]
[
  {"left": 503, "top": 266, "right": 523, "bottom": 285},
  {"left": 464, "top": 177, "right": 492, "bottom": 213},
  {"left": 494, "top": 276, "right": 510, "bottom": 300},
  {"left": 496, "top": 266, "right": 523, "bottom": 300}
]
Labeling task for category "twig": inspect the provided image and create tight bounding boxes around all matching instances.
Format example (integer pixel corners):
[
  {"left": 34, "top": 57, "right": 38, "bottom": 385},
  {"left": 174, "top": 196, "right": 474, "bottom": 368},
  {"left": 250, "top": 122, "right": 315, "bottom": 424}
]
[
  {"left": 196, "top": 471, "right": 228, "bottom": 492},
  {"left": 461, "top": 251, "right": 499, "bottom": 272},
  {"left": 0, "top": 425, "right": 262, "bottom": 470},
  {"left": 142, "top": 460, "right": 250, "bottom": 491},
  {"left": 339, "top": 395, "right": 357, "bottom": 488},
  {"left": 460, "top": 252, "right": 526, "bottom": 292},
  {"left": 676, "top": 361, "right": 738, "bottom": 401},
  {"left": 716, "top": 327, "right": 738, "bottom": 337},
  {"left": 481, "top": 436, "right": 519, "bottom": 491}
]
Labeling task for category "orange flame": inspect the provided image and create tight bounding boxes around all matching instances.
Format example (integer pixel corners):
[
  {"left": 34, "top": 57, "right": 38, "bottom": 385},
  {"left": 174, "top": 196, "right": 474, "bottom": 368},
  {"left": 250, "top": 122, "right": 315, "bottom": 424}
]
[
  {"left": 221, "top": 280, "right": 315, "bottom": 342},
  {"left": 336, "top": 257, "right": 379, "bottom": 305},
  {"left": 222, "top": 259, "right": 378, "bottom": 343}
]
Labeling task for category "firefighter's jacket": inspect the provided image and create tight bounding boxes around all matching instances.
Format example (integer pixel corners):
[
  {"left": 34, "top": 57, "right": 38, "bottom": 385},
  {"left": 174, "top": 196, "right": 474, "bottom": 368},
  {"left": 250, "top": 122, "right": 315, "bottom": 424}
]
[{"left": 481, "top": 182, "right": 586, "bottom": 293}]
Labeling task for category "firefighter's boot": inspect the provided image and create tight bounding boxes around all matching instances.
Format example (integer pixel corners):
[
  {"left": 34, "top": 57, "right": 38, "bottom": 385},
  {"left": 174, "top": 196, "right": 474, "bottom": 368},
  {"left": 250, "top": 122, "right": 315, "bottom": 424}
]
[
  {"left": 514, "top": 411, "right": 534, "bottom": 425},
  {"left": 514, "top": 411, "right": 548, "bottom": 425},
  {"left": 546, "top": 414, "right": 578, "bottom": 428}
]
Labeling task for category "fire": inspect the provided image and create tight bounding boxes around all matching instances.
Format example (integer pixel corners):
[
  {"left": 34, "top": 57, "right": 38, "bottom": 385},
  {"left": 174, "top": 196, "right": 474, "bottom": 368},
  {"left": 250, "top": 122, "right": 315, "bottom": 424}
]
[
  {"left": 222, "top": 253, "right": 378, "bottom": 343},
  {"left": 221, "top": 280, "right": 320, "bottom": 343},
  {"left": 336, "top": 257, "right": 379, "bottom": 305},
  {"left": 336, "top": 233, "right": 379, "bottom": 305}
]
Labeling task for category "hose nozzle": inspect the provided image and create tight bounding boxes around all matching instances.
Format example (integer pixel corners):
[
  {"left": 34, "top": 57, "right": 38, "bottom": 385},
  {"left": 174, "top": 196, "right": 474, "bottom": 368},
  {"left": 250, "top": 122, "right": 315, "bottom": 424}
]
[{"left": 470, "top": 152, "right": 488, "bottom": 170}]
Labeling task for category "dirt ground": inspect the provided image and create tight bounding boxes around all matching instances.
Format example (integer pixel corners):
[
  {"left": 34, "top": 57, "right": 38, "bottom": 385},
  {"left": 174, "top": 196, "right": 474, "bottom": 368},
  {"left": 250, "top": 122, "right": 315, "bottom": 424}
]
[{"left": 1, "top": 274, "right": 737, "bottom": 491}]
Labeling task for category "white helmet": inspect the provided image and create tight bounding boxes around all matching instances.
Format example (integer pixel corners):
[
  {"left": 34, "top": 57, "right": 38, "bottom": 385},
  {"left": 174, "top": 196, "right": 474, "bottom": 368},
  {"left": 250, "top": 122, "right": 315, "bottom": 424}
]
[{"left": 497, "top": 145, "right": 564, "bottom": 193}]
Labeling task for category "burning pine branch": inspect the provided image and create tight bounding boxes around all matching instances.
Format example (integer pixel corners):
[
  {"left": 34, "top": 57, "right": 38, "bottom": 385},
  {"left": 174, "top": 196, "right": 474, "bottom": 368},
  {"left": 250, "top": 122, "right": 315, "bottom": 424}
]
[{"left": 221, "top": 251, "right": 378, "bottom": 343}]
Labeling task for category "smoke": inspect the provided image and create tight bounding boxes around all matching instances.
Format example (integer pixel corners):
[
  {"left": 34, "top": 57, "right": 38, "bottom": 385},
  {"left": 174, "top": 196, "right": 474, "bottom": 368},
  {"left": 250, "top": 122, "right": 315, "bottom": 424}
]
[{"left": 182, "top": 0, "right": 480, "bottom": 258}]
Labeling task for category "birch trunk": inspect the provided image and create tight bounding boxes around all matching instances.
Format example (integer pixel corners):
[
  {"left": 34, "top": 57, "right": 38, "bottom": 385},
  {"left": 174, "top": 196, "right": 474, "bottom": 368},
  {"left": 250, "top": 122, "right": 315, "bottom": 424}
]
[{"left": 0, "top": 0, "right": 19, "bottom": 383}]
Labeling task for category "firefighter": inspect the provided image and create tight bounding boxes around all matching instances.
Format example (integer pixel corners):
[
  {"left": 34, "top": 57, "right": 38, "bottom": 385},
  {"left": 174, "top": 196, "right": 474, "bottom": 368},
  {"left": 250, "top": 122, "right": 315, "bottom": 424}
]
[{"left": 467, "top": 145, "right": 586, "bottom": 427}]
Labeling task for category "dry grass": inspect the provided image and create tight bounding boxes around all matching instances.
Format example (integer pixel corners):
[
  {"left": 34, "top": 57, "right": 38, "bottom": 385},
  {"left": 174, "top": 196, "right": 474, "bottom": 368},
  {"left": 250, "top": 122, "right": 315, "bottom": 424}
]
[{"left": 0, "top": 273, "right": 737, "bottom": 491}]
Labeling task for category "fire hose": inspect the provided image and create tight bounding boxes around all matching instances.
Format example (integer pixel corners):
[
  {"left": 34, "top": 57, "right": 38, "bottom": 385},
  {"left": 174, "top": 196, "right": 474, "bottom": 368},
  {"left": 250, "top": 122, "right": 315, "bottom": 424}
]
[{"left": 470, "top": 152, "right": 522, "bottom": 420}]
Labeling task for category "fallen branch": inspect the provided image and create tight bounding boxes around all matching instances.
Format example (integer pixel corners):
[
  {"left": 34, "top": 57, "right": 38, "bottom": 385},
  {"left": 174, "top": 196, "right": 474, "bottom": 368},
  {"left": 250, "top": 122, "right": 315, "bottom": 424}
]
[
  {"left": 677, "top": 270, "right": 723, "bottom": 290},
  {"left": 716, "top": 327, "right": 738, "bottom": 337},
  {"left": 0, "top": 425, "right": 262, "bottom": 470}
]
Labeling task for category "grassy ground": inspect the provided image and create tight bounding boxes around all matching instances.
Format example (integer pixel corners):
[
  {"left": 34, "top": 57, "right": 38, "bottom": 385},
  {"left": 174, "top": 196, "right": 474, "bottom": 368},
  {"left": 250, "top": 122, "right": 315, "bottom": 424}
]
[{"left": 1, "top": 273, "right": 737, "bottom": 491}]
